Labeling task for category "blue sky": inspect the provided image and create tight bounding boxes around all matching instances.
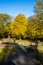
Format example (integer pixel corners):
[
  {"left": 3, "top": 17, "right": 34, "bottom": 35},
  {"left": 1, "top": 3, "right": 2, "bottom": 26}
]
[{"left": 0, "top": 0, "right": 36, "bottom": 17}]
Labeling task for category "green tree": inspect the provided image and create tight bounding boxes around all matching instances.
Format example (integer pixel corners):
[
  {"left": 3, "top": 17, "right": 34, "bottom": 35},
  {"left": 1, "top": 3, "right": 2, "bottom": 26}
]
[
  {"left": 36, "top": 12, "right": 43, "bottom": 38},
  {"left": 6, "top": 22, "right": 12, "bottom": 38},
  {"left": 0, "top": 19, "right": 5, "bottom": 38},
  {"left": 0, "top": 14, "right": 11, "bottom": 38},
  {"left": 34, "top": 0, "right": 43, "bottom": 14},
  {"left": 27, "top": 16, "right": 38, "bottom": 38},
  {"left": 27, "top": 14, "right": 43, "bottom": 38}
]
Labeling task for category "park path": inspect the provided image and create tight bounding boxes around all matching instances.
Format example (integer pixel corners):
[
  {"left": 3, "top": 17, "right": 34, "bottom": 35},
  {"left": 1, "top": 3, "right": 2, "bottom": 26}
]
[
  {"left": 7, "top": 44, "right": 40, "bottom": 65},
  {"left": 0, "top": 43, "right": 41, "bottom": 65}
]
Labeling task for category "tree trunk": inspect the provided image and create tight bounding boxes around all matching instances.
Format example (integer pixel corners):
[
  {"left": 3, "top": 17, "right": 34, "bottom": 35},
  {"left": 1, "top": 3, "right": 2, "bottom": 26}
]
[
  {"left": 8, "top": 35, "right": 10, "bottom": 38},
  {"left": 19, "top": 37, "right": 21, "bottom": 40}
]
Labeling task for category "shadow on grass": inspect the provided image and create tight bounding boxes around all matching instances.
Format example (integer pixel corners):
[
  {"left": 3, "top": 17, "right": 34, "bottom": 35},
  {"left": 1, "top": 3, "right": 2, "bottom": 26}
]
[
  {"left": 0, "top": 42, "right": 43, "bottom": 65},
  {"left": 0, "top": 42, "right": 16, "bottom": 65},
  {"left": 37, "top": 52, "right": 43, "bottom": 64}
]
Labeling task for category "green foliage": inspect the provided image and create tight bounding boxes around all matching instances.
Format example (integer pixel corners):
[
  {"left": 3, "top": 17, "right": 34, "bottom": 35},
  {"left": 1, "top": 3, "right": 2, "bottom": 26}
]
[
  {"left": 0, "top": 11, "right": 43, "bottom": 39},
  {"left": 0, "top": 14, "right": 11, "bottom": 38},
  {"left": 34, "top": 0, "right": 43, "bottom": 14},
  {"left": 27, "top": 12, "right": 43, "bottom": 38},
  {"left": 0, "top": 19, "right": 5, "bottom": 38},
  {"left": 0, "top": 44, "right": 15, "bottom": 62},
  {"left": 0, "top": 13, "right": 43, "bottom": 39}
]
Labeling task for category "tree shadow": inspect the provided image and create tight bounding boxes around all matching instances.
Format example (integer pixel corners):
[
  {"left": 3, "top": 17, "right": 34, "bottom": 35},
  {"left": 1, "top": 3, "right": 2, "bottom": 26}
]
[
  {"left": 37, "top": 52, "right": 43, "bottom": 64},
  {"left": 8, "top": 43, "right": 42, "bottom": 65},
  {"left": 0, "top": 42, "right": 16, "bottom": 65},
  {"left": 0, "top": 60, "right": 15, "bottom": 65},
  {"left": 0, "top": 42, "right": 43, "bottom": 65}
]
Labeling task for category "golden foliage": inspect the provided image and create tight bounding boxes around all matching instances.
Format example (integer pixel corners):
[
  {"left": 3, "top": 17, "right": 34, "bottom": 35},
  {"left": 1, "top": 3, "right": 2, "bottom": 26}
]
[{"left": 10, "top": 14, "right": 28, "bottom": 38}]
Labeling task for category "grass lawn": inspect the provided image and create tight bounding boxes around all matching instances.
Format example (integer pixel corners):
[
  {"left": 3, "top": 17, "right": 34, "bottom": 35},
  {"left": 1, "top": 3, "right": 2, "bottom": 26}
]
[
  {"left": 0, "top": 46, "right": 14, "bottom": 61},
  {"left": 0, "top": 40, "right": 43, "bottom": 61},
  {"left": 0, "top": 47, "right": 4, "bottom": 53},
  {"left": 37, "top": 46, "right": 43, "bottom": 52},
  {"left": 16, "top": 40, "right": 43, "bottom": 53},
  {"left": 37, "top": 41, "right": 43, "bottom": 53},
  {"left": 0, "top": 40, "right": 43, "bottom": 52},
  {"left": 16, "top": 40, "right": 32, "bottom": 46}
]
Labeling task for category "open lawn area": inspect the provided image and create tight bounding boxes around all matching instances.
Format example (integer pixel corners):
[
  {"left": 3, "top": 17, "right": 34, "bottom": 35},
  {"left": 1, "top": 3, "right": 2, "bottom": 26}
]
[
  {"left": 37, "top": 41, "right": 43, "bottom": 53},
  {"left": 0, "top": 39, "right": 43, "bottom": 65},
  {"left": 16, "top": 40, "right": 43, "bottom": 53},
  {"left": 0, "top": 40, "right": 31, "bottom": 55},
  {"left": 0, "top": 40, "right": 43, "bottom": 53},
  {"left": 0, "top": 47, "right": 3, "bottom": 53},
  {"left": 16, "top": 40, "right": 31, "bottom": 46}
]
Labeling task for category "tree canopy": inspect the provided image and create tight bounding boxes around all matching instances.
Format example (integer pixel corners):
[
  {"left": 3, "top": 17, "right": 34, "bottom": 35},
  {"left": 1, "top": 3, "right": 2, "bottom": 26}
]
[
  {"left": 0, "top": 0, "right": 43, "bottom": 39},
  {"left": 10, "top": 14, "right": 28, "bottom": 39},
  {"left": 0, "top": 14, "right": 11, "bottom": 38},
  {"left": 34, "top": 0, "right": 43, "bottom": 14}
]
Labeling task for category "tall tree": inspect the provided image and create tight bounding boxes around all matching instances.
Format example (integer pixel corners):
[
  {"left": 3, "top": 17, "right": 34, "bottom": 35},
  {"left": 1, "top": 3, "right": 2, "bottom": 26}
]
[
  {"left": 27, "top": 16, "right": 39, "bottom": 38},
  {"left": 34, "top": 0, "right": 43, "bottom": 14},
  {"left": 0, "top": 19, "right": 5, "bottom": 38},
  {"left": 10, "top": 14, "right": 28, "bottom": 39},
  {"left": 28, "top": 13, "right": 43, "bottom": 38},
  {"left": 0, "top": 14, "right": 11, "bottom": 24},
  {"left": 0, "top": 14, "right": 11, "bottom": 38},
  {"left": 36, "top": 12, "right": 43, "bottom": 38}
]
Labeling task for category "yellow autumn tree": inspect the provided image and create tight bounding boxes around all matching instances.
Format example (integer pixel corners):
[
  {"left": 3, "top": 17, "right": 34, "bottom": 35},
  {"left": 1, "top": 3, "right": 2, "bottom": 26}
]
[
  {"left": 10, "top": 14, "right": 28, "bottom": 39},
  {"left": 27, "top": 12, "right": 43, "bottom": 38},
  {"left": 27, "top": 16, "right": 40, "bottom": 38},
  {"left": 27, "top": 17, "right": 38, "bottom": 38}
]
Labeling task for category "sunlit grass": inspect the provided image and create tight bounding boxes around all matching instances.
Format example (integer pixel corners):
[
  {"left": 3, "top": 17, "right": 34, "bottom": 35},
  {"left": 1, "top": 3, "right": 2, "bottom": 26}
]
[
  {"left": 16, "top": 40, "right": 31, "bottom": 46},
  {"left": 37, "top": 41, "right": 43, "bottom": 53},
  {"left": 0, "top": 47, "right": 4, "bottom": 53},
  {"left": 37, "top": 46, "right": 43, "bottom": 53},
  {"left": 0, "top": 45, "right": 15, "bottom": 62},
  {"left": 0, "top": 39, "right": 43, "bottom": 62},
  {"left": 16, "top": 40, "right": 43, "bottom": 53}
]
